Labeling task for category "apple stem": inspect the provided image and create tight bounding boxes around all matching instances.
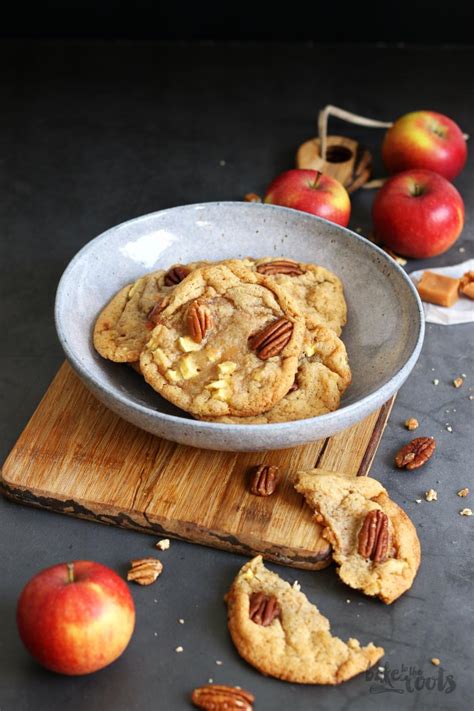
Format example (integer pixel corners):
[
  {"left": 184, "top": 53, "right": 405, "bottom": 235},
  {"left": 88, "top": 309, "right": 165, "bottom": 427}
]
[
  {"left": 67, "top": 562, "right": 75, "bottom": 583},
  {"left": 313, "top": 171, "right": 322, "bottom": 188}
]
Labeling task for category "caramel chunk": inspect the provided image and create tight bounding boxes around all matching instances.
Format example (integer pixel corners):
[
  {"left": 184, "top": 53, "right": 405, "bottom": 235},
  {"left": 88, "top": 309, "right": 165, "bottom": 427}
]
[{"left": 417, "top": 271, "right": 460, "bottom": 308}]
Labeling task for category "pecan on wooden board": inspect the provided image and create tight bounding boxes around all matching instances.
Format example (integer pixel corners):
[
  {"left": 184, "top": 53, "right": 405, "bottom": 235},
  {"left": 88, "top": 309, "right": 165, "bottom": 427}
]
[
  {"left": 256, "top": 259, "right": 304, "bottom": 276},
  {"left": 127, "top": 558, "right": 163, "bottom": 585},
  {"left": 164, "top": 265, "right": 190, "bottom": 286},
  {"left": 187, "top": 300, "right": 213, "bottom": 343},
  {"left": 249, "top": 464, "right": 280, "bottom": 496},
  {"left": 395, "top": 437, "right": 436, "bottom": 470},
  {"left": 249, "top": 591, "right": 281, "bottom": 626},
  {"left": 358, "top": 510, "right": 390, "bottom": 563},
  {"left": 191, "top": 684, "right": 255, "bottom": 711},
  {"left": 249, "top": 317, "right": 293, "bottom": 360}
]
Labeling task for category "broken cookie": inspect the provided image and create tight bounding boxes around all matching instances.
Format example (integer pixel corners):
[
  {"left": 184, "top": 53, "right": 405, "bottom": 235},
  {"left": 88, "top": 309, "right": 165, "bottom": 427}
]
[{"left": 294, "top": 470, "right": 421, "bottom": 604}]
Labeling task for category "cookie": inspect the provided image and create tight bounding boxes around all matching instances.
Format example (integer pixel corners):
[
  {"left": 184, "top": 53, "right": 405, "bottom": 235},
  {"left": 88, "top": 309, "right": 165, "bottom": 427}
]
[
  {"left": 250, "top": 258, "right": 347, "bottom": 335},
  {"left": 225, "top": 555, "right": 384, "bottom": 684},
  {"left": 201, "top": 324, "right": 351, "bottom": 423},
  {"left": 139, "top": 262, "right": 305, "bottom": 418},
  {"left": 294, "top": 470, "right": 421, "bottom": 604},
  {"left": 93, "top": 260, "right": 255, "bottom": 363},
  {"left": 93, "top": 261, "right": 212, "bottom": 363}
]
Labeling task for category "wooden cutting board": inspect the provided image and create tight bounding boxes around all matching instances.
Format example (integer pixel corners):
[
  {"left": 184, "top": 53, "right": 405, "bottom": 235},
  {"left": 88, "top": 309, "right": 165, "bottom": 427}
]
[{"left": 1, "top": 363, "right": 394, "bottom": 570}]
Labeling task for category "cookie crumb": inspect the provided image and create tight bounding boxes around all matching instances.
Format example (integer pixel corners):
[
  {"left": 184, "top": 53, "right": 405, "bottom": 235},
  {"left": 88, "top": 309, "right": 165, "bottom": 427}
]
[
  {"left": 432, "top": 379, "right": 439, "bottom": 385},
  {"left": 405, "top": 418, "right": 419, "bottom": 431},
  {"left": 446, "top": 424, "right": 453, "bottom": 432},
  {"left": 346, "top": 599, "right": 351, "bottom": 603},
  {"left": 175, "top": 646, "right": 184, "bottom": 653},
  {"left": 469, "top": 395, "right": 474, "bottom": 401},
  {"left": 219, "top": 159, "right": 226, "bottom": 167},
  {"left": 431, "top": 658, "right": 441, "bottom": 666},
  {"left": 178, "top": 618, "right": 185, "bottom": 624},
  {"left": 415, "top": 499, "right": 422, "bottom": 504},
  {"left": 216, "top": 660, "right": 223, "bottom": 665},
  {"left": 156, "top": 538, "right": 170, "bottom": 551},
  {"left": 292, "top": 581, "right": 301, "bottom": 591},
  {"left": 457, "top": 488, "right": 469, "bottom": 497},
  {"left": 459, "top": 246, "right": 465, "bottom": 253},
  {"left": 460, "top": 508, "right": 473, "bottom": 516},
  {"left": 208, "top": 678, "right": 213, "bottom": 684},
  {"left": 425, "top": 489, "right": 438, "bottom": 502},
  {"left": 154, "top": 632, "right": 158, "bottom": 637},
  {"left": 453, "top": 377, "right": 464, "bottom": 388}
]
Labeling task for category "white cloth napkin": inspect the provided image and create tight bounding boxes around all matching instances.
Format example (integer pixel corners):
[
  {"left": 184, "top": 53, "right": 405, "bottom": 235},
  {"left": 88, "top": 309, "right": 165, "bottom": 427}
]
[{"left": 409, "top": 259, "right": 474, "bottom": 325}]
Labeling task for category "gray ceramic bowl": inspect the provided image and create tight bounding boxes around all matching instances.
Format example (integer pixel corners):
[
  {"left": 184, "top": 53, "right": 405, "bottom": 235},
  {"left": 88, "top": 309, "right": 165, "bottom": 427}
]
[{"left": 55, "top": 202, "right": 424, "bottom": 451}]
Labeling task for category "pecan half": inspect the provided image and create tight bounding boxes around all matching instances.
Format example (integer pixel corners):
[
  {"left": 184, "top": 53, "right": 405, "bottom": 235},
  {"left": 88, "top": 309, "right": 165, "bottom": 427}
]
[
  {"left": 127, "top": 558, "right": 163, "bottom": 585},
  {"left": 256, "top": 259, "right": 304, "bottom": 276},
  {"left": 358, "top": 510, "right": 390, "bottom": 563},
  {"left": 191, "top": 685, "right": 254, "bottom": 711},
  {"left": 146, "top": 297, "right": 168, "bottom": 329},
  {"left": 164, "top": 265, "right": 190, "bottom": 286},
  {"left": 395, "top": 437, "right": 436, "bottom": 470},
  {"left": 187, "top": 300, "right": 213, "bottom": 343},
  {"left": 243, "top": 192, "right": 261, "bottom": 203},
  {"left": 249, "top": 464, "right": 280, "bottom": 496},
  {"left": 249, "top": 591, "right": 280, "bottom": 626},
  {"left": 249, "top": 317, "right": 293, "bottom": 360}
]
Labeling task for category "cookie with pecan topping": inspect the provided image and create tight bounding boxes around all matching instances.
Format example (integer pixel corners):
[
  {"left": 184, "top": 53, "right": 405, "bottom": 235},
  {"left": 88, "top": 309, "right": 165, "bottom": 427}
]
[
  {"left": 250, "top": 257, "right": 347, "bottom": 335},
  {"left": 200, "top": 324, "right": 351, "bottom": 423},
  {"left": 294, "top": 470, "right": 421, "bottom": 604},
  {"left": 225, "top": 555, "right": 383, "bottom": 684},
  {"left": 139, "top": 262, "right": 305, "bottom": 418}
]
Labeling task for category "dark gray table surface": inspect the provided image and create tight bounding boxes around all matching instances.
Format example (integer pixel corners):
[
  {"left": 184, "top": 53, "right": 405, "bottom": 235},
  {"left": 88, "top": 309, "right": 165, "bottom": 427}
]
[{"left": 0, "top": 40, "right": 473, "bottom": 711}]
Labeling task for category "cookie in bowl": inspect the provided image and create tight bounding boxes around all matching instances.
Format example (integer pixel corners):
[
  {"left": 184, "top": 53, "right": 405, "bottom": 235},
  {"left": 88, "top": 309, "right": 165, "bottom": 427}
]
[{"left": 139, "top": 262, "right": 306, "bottom": 418}]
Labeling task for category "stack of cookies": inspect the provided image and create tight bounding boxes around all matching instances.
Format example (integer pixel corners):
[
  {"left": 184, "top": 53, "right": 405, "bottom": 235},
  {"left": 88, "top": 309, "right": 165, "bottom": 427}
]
[{"left": 94, "top": 258, "right": 351, "bottom": 423}]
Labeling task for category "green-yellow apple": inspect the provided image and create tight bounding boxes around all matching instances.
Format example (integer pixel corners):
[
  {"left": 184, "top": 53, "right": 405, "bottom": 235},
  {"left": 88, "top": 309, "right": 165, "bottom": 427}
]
[
  {"left": 264, "top": 169, "right": 351, "bottom": 227},
  {"left": 17, "top": 561, "right": 135, "bottom": 675},
  {"left": 382, "top": 111, "right": 467, "bottom": 181},
  {"left": 372, "top": 169, "right": 464, "bottom": 258}
]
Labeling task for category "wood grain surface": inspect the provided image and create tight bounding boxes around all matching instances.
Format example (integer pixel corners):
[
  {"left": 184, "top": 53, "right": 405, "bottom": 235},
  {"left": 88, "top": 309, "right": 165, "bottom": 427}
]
[{"left": 1, "top": 363, "right": 394, "bottom": 570}]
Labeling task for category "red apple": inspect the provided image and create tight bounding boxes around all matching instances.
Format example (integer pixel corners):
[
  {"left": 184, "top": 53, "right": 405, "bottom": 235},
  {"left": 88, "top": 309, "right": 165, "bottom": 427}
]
[
  {"left": 382, "top": 111, "right": 467, "bottom": 181},
  {"left": 372, "top": 169, "right": 464, "bottom": 258},
  {"left": 17, "top": 561, "right": 135, "bottom": 675},
  {"left": 264, "top": 169, "right": 351, "bottom": 227}
]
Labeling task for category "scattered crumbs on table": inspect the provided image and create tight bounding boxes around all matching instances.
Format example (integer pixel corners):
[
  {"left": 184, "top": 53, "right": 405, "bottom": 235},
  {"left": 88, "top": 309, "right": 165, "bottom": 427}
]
[
  {"left": 415, "top": 499, "right": 422, "bottom": 504},
  {"left": 461, "top": 373, "right": 467, "bottom": 378},
  {"left": 175, "top": 646, "right": 184, "bottom": 653},
  {"left": 292, "top": 580, "right": 301, "bottom": 591},
  {"left": 425, "top": 489, "right": 438, "bottom": 502},
  {"left": 219, "top": 159, "right": 226, "bottom": 166},
  {"left": 208, "top": 678, "right": 213, "bottom": 684},
  {"left": 470, "top": 395, "right": 474, "bottom": 401},
  {"left": 178, "top": 618, "right": 185, "bottom": 624},
  {"left": 346, "top": 599, "right": 351, "bottom": 604},
  {"left": 446, "top": 425, "right": 453, "bottom": 432},
  {"left": 154, "top": 632, "right": 158, "bottom": 637},
  {"left": 457, "top": 488, "right": 469, "bottom": 497},
  {"left": 459, "top": 246, "right": 465, "bottom": 253},
  {"left": 431, "top": 658, "right": 441, "bottom": 666},
  {"left": 355, "top": 227, "right": 362, "bottom": 233},
  {"left": 432, "top": 379, "right": 439, "bottom": 385},
  {"left": 431, "top": 368, "right": 435, "bottom": 371},
  {"left": 405, "top": 417, "right": 419, "bottom": 430},
  {"left": 216, "top": 660, "right": 223, "bottom": 665},
  {"left": 154, "top": 599, "right": 158, "bottom": 603},
  {"left": 460, "top": 508, "right": 473, "bottom": 516},
  {"left": 156, "top": 538, "right": 170, "bottom": 551},
  {"left": 453, "top": 377, "right": 463, "bottom": 388}
]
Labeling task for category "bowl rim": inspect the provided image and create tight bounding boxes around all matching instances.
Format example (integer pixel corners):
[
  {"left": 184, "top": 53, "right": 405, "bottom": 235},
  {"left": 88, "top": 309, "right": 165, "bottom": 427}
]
[{"left": 55, "top": 201, "right": 425, "bottom": 432}]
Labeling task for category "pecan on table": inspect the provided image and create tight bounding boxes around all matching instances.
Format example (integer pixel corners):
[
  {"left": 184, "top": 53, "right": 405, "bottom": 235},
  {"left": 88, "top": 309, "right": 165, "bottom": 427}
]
[
  {"left": 358, "top": 509, "right": 390, "bottom": 563},
  {"left": 249, "top": 464, "right": 280, "bottom": 496},
  {"left": 395, "top": 437, "right": 436, "bottom": 470},
  {"left": 249, "top": 591, "right": 280, "bottom": 626},
  {"left": 164, "top": 265, "right": 190, "bottom": 286},
  {"left": 191, "top": 684, "right": 254, "bottom": 711},
  {"left": 126, "top": 558, "right": 163, "bottom": 585},
  {"left": 256, "top": 259, "right": 304, "bottom": 276},
  {"left": 249, "top": 317, "right": 293, "bottom": 360},
  {"left": 187, "top": 300, "right": 213, "bottom": 343}
]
